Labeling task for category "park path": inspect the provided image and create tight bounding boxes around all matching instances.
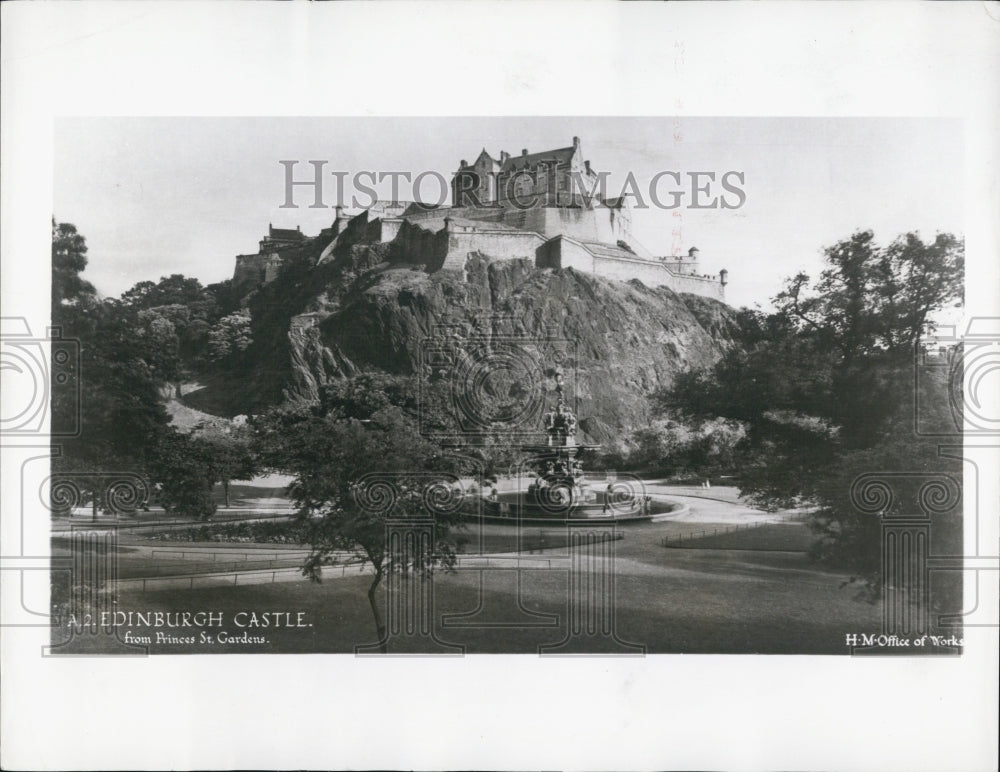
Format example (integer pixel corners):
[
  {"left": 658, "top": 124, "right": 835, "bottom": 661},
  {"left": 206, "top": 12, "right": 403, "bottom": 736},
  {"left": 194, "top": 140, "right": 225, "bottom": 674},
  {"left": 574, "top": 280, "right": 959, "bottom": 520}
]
[
  {"left": 93, "top": 482, "right": 805, "bottom": 592},
  {"left": 648, "top": 493, "right": 789, "bottom": 525}
]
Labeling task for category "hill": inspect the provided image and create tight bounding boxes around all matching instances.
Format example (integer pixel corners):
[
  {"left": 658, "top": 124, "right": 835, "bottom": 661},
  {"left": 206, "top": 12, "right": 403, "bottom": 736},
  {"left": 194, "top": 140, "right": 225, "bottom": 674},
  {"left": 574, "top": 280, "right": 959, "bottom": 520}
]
[{"left": 182, "top": 236, "right": 741, "bottom": 444}]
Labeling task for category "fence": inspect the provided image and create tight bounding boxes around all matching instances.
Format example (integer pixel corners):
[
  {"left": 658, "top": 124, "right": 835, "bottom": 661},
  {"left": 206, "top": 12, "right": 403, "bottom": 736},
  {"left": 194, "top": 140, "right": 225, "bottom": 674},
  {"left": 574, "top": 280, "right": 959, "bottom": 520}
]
[{"left": 660, "top": 520, "right": 771, "bottom": 548}]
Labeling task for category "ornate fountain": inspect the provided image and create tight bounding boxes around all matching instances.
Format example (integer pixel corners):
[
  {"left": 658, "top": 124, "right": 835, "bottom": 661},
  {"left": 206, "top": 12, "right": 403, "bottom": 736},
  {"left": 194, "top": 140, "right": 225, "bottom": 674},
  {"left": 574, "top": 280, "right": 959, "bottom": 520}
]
[
  {"left": 519, "top": 367, "right": 602, "bottom": 514},
  {"left": 475, "top": 366, "right": 668, "bottom": 520}
]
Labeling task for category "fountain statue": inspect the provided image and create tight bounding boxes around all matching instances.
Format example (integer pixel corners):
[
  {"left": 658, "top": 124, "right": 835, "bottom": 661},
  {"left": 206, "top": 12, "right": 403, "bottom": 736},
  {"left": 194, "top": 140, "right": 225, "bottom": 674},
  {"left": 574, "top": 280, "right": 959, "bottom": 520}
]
[
  {"left": 475, "top": 365, "right": 659, "bottom": 520},
  {"left": 522, "top": 367, "right": 601, "bottom": 513}
]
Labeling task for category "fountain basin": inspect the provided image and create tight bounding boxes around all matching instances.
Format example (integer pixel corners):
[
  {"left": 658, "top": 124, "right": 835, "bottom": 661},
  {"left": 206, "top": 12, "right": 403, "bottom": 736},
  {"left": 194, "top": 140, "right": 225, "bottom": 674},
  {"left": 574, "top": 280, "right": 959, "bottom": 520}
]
[{"left": 470, "top": 490, "right": 681, "bottom": 523}]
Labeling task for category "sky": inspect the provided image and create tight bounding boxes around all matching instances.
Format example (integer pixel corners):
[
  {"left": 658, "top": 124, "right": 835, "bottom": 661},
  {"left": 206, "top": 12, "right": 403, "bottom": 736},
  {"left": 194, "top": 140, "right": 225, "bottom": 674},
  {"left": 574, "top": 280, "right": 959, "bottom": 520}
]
[{"left": 53, "top": 117, "right": 963, "bottom": 310}]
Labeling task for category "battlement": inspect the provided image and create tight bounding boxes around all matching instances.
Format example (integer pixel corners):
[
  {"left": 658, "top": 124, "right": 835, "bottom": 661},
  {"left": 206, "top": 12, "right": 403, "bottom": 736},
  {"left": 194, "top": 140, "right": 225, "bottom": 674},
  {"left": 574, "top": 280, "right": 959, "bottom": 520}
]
[{"left": 232, "top": 139, "right": 729, "bottom": 303}]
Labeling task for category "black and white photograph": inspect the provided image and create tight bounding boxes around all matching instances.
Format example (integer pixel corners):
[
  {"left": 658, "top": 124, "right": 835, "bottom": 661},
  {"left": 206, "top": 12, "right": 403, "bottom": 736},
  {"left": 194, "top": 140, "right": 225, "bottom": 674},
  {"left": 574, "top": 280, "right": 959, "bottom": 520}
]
[
  {"left": 44, "top": 116, "right": 969, "bottom": 657},
  {"left": 2, "top": 3, "right": 997, "bottom": 771}
]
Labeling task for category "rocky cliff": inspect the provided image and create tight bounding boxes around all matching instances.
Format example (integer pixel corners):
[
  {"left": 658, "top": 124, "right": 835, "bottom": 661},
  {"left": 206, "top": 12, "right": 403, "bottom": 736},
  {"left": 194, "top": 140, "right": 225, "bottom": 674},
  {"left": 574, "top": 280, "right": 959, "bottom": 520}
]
[{"left": 191, "top": 237, "right": 740, "bottom": 444}]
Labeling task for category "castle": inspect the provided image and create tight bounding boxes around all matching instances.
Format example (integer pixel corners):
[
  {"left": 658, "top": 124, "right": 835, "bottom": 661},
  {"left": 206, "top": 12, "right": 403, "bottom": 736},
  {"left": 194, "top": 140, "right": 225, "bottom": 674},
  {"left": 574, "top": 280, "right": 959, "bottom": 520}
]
[{"left": 233, "top": 137, "right": 728, "bottom": 301}]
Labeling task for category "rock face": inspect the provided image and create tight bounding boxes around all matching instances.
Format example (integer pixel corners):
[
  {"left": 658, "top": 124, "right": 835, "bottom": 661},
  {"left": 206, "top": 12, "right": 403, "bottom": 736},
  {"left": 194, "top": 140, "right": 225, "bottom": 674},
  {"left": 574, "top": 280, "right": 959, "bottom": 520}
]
[{"left": 226, "top": 239, "right": 739, "bottom": 443}]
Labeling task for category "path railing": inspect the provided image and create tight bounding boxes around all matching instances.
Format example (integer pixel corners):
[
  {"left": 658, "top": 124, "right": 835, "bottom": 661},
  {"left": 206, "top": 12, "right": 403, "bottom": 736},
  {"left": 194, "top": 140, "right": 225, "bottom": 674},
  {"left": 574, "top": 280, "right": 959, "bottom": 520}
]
[{"left": 660, "top": 520, "right": 770, "bottom": 547}]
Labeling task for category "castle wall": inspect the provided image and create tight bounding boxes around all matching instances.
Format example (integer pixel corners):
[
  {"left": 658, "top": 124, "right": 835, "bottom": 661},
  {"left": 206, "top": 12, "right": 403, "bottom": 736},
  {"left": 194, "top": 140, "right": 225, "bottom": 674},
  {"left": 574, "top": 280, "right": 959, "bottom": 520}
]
[
  {"left": 365, "top": 216, "right": 403, "bottom": 243},
  {"left": 367, "top": 201, "right": 409, "bottom": 219},
  {"left": 494, "top": 205, "right": 640, "bottom": 255},
  {"left": 233, "top": 253, "right": 284, "bottom": 298},
  {"left": 539, "top": 236, "right": 725, "bottom": 300},
  {"left": 392, "top": 216, "right": 544, "bottom": 271},
  {"left": 663, "top": 257, "right": 700, "bottom": 274},
  {"left": 394, "top": 220, "right": 449, "bottom": 270},
  {"left": 442, "top": 227, "right": 543, "bottom": 270},
  {"left": 379, "top": 217, "right": 403, "bottom": 242},
  {"left": 659, "top": 271, "right": 726, "bottom": 300},
  {"left": 537, "top": 236, "right": 593, "bottom": 272},
  {"left": 589, "top": 253, "right": 724, "bottom": 299},
  {"left": 236, "top": 197, "right": 725, "bottom": 304},
  {"left": 363, "top": 202, "right": 641, "bottom": 258}
]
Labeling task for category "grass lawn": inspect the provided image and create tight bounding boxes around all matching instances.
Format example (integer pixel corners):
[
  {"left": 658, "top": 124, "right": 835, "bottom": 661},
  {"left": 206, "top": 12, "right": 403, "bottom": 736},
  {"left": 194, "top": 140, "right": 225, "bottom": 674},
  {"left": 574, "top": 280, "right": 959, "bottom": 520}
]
[
  {"left": 663, "top": 522, "right": 817, "bottom": 552},
  {"left": 51, "top": 544, "right": 887, "bottom": 655},
  {"left": 52, "top": 501, "right": 960, "bottom": 656}
]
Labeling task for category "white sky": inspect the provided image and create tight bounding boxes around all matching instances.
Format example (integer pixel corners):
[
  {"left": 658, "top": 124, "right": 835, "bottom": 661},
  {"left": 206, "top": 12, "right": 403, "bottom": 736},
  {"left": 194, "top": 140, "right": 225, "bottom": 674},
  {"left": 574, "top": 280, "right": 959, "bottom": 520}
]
[{"left": 54, "top": 116, "right": 963, "bottom": 310}]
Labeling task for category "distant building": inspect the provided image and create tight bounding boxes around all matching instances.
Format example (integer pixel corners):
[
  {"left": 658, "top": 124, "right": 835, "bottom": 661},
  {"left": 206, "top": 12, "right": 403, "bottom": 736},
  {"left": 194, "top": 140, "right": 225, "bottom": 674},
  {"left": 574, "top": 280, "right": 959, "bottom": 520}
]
[
  {"left": 452, "top": 136, "right": 604, "bottom": 210},
  {"left": 259, "top": 224, "right": 305, "bottom": 252},
  {"left": 232, "top": 225, "right": 305, "bottom": 298}
]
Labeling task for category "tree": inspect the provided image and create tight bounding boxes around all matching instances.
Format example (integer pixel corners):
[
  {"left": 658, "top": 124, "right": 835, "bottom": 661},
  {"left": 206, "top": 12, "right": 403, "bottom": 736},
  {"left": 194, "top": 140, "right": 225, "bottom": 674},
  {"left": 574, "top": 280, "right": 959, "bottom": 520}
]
[
  {"left": 624, "top": 419, "right": 692, "bottom": 474},
  {"left": 51, "top": 221, "right": 218, "bottom": 525},
  {"left": 120, "top": 274, "right": 212, "bottom": 311},
  {"left": 657, "top": 230, "right": 964, "bottom": 594},
  {"left": 134, "top": 307, "right": 182, "bottom": 388},
  {"left": 149, "top": 432, "right": 218, "bottom": 520},
  {"left": 196, "top": 422, "right": 259, "bottom": 507},
  {"left": 52, "top": 219, "right": 96, "bottom": 307},
  {"left": 207, "top": 312, "right": 253, "bottom": 364},
  {"left": 53, "top": 291, "right": 174, "bottom": 518},
  {"left": 777, "top": 231, "right": 963, "bottom": 360},
  {"left": 121, "top": 276, "right": 223, "bottom": 380},
  {"left": 254, "top": 388, "right": 468, "bottom": 652}
]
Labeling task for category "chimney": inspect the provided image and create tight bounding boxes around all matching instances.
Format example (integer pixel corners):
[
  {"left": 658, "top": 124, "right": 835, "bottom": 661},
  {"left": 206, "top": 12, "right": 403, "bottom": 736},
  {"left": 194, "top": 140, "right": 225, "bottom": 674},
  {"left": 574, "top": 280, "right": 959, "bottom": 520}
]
[
  {"left": 500, "top": 150, "right": 510, "bottom": 163},
  {"left": 719, "top": 269, "right": 728, "bottom": 286},
  {"left": 573, "top": 136, "right": 580, "bottom": 149},
  {"left": 460, "top": 159, "right": 467, "bottom": 167},
  {"left": 522, "top": 148, "right": 528, "bottom": 156},
  {"left": 584, "top": 160, "right": 591, "bottom": 174},
  {"left": 688, "top": 246, "right": 700, "bottom": 257}
]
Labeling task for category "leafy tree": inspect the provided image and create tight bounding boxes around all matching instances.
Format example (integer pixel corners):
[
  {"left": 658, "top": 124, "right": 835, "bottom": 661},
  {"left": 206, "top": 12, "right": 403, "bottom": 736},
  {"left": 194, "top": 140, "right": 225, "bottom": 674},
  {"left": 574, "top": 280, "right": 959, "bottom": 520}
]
[
  {"left": 120, "top": 274, "right": 212, "bottom": 311},
  {"left": 57, "top": 306, "right": 175, "bottom": 519},
  {"left": 318, "top": 372, "right": 418, "bottom": 419},
  {"left": 317, "top": 372, "right": 524, "bottom": 481},
  {"left": 254, "top": 391, "right": 468, "bottom": 652},
  {"left": 207, "top": 312, "right": 253, "bottom": 364},
  {"left": 121, "top": 276, "right": 222, "bottom": 379},
  {"left": 206, "top": 278, "right": 239, "bottom": 318},
  {"left": 149, "top": 432, "right": 218, "bottom": 520},
  {"left": 50, "top": 221, "right": 222, "bottom": 525},
  {"left": 195, "top": 422, "right": 259, "bottom": 507},
  {"left": 134, "top": 307, "right": 182, "bottom": 388},
  {"left": 657, "top": 230, "right": 964, "bottom": 593},
  {"left": 777, "top": 231, "right": 963, "bottom": 359},
  {"left": 52, "top": 219, "right": 96, "bottom": 307},
  {"left": 52, "top": 289, "right": 173, "bottom": 519}
]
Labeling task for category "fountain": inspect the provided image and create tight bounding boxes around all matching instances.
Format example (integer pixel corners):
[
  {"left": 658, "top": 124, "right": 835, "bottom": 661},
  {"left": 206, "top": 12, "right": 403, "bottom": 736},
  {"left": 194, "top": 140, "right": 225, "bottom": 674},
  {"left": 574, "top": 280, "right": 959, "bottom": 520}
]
[{"left": 480, "top": 367, "right": 669, "bottom": 521}]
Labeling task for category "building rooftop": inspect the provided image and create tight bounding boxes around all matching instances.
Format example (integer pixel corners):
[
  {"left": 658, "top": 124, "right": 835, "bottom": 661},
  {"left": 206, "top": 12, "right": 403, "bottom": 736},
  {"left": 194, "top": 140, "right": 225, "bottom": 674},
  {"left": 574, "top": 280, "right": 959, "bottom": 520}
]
[
  {"left": 268, "top": 225, "right": 305, "bottom": 241},
  {"left": 501, "top": 146, "right": 575, "bottom": 173}
]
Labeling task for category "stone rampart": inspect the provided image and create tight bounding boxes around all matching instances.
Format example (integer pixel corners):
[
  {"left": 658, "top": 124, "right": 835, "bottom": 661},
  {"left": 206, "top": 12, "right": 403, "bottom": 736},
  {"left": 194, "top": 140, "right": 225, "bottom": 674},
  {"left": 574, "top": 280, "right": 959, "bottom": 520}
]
[
  {"left": 442, "top": 226, "right": 544, "bottom": 271},
  {"left": 539, "top": 235, "right": 725, "bottom": 299},
  {"left": 233, "top": 252, "right": 285, "bottom": 298}
]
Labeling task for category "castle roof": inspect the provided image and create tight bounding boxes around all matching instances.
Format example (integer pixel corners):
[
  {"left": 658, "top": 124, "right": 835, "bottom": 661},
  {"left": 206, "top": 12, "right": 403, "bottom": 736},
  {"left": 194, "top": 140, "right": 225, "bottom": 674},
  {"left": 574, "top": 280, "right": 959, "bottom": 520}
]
[
  {"left": 268, "top": 225, "right": 304, "bottom": 241},
  {"left": 580, "top": 241, "right": 642, "bottom": 260},
  {"left": 501, "top": 145, "right": 576, "bottom": 173}
]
